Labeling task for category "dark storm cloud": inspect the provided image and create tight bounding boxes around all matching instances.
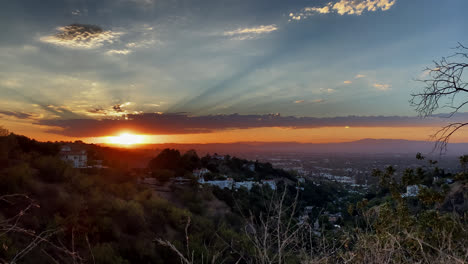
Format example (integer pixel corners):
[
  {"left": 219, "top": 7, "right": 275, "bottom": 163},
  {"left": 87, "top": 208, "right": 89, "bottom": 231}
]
[{"left": 36, "top": 112, "right": 468, "bottom": 137}]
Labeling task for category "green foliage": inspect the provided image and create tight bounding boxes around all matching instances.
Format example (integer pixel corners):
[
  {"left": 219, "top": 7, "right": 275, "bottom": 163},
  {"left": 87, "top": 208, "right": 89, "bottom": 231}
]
[
  {"left": 0, "top": 162, "right": 34, "bottom": 193},
  {"left": 2, "top": 134, "right": 468, "bottom": 264},
  {"left": 33, "top": 156, "right": 73, "bottom": 182},
  {"left": 151, "top": 169, "right": 175, "bottom": 182},
  {"left": 148, "top": 148, "right": 181, "bottom": 171},
  {"left": 180, "top": 149, "right": 201, "bottom": 171},
  {"left": 93, "top": 243, "right": 129, "bottom": 264}
]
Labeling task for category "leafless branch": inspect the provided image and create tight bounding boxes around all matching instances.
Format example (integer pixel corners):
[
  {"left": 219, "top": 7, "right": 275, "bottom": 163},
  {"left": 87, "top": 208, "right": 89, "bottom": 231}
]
[
  {"left": 0, "top": 194, "right": 81, "bottom": 263},
  {"left": 410, "top": 43, "right": 468, "bottom": 151}
]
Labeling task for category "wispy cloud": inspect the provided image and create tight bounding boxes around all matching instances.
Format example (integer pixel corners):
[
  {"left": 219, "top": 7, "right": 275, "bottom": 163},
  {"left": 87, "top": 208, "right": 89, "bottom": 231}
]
[
  {"left": 0, "top": 111, "right": 35, "bottom": 120},
  {"left": 224, "top": 25, "right": 278, "bottom": 40},
  {"left": 127, "top": 0, "right": 156, "bottom": 6},
  {"left": 1, "top": 79, "right": 22, "bottom": 88},
  {"left": 85, "top": 102, "right": 136, "bottom": 117},
  {"left": 106, "top": 49, "right": 132, "bottom": 55},
  {"left": 305, "top": 6, "right": 332, "bottom": 14},
  {"left": 320, "top": 88, "right": 336, "bottom": 93},
  {"left": 71, "top": 9, "right": 87, "bottom": 16},
  {"left": 289, "top": 0, "right": 396, "bottom": 21},
  {"left": 333, "top": 0, "right": 396, "bottom": 15},
  {"left": 355, "top": 74, "right": 366, "bottom": 78},
  {"left": 294, "top": 100, "right": 305, "bottom": 104},
  {"left": 373, "top": 83, "right": 391, "bottom": 91},
  {"left": 40, "top": 24, "right": 123, "bottom": 49},
  {"left": 343, "top": 80, "right": 352, "bottom": 84}
]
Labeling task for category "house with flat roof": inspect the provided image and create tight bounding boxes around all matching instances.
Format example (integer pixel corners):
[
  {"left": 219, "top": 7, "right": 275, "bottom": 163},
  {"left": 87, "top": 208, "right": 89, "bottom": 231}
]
[{"left": 59, "top": 145, "right": 87, "bottom": 168}]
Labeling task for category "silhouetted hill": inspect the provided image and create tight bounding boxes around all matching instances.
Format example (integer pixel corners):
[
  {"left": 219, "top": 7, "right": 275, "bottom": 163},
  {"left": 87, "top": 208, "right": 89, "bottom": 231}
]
[{"left": 123, "top": 139, "right": 468, "bottom": 156}]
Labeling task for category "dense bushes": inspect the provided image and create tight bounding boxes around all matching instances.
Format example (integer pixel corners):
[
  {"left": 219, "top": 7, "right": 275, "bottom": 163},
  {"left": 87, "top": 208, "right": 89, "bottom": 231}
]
[
  {"left": 33, "top": 156, "right": 74, "bottom": 182},
  {"left": 2, "top": 134, "right": 468, "bottom": 263},
  {"left": 0, "top": 136, "right": 241, "bottom": 263}
]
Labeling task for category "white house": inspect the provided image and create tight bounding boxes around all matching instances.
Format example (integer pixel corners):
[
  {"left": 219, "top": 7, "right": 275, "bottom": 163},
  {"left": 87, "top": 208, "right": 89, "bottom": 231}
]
[
  {"left": 213, "top": 154, "right": 225, "bottom": 160},
  {"left": 402, "top": 185, "right": 420, "bottom": 198},
  {"left": 59, "top": 145, "right": 87, "bottom": 168},
  {"left": 199, "top": 178, "right": 234, "bottom": 189},
  {"left": 261, "top": 179, "right": 277, "bottom": 190},
  {"left": 193, "top": 168, "right": 210, "bottom": 178},
  {"left": 243, "top": 163, "right": 255, "bottom": 172},
  {"left": 234, "top": 181, "right": 257, "bottom": 190}
]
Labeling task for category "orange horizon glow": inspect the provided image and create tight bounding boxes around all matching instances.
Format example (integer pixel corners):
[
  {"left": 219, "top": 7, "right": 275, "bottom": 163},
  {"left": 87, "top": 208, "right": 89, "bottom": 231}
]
[
  {"left": 4, "top": 117, "right": 468, "bottom": 145},
  {"left": 105, "top": 132, "right": 148, "bottom": 146},
  {"left": 80, "top": 126, "right": 468, "bottom": 145}
]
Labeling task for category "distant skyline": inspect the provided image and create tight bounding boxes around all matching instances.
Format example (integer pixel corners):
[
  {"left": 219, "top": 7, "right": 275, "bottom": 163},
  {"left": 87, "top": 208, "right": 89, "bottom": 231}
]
[{"left": 1, "top": 0, "right": 468, "bottom": 143}]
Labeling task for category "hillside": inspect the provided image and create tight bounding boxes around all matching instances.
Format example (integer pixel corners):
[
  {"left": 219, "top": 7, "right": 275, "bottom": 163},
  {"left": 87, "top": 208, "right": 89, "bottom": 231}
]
[{"left": 1, "top": 134, "right": 468, "bottom": 263}]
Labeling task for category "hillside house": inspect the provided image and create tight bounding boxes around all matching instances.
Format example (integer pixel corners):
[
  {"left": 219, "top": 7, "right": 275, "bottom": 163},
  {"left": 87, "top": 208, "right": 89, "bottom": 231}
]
[
  {"left": 243, "top": 163, "right": 255, "bottom": 172},
  {"left": 193, "top": 168, "right": 210, "bottom": 177},
  {"left": 59, "top": 145, "right": 87, "bottom": 168},
  {"left": 234, "top": 181, "right": 256, "bottom": 190},
  {"left": 402, "top": 185, "right": 420, "bottom": 198},
  {"left": 199, "top": 177, "right": 234, "bottom": 189},
  {"left": 261, "top": 179, "right": 277, "bottom": 190},
  {"left": 213, "top": 154, "right": 225, "bottom": 160}
]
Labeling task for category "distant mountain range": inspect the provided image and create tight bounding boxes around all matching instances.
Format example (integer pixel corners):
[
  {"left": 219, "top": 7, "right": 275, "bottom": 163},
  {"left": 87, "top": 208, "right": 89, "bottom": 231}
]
[{"left": 120, "top": 139, "right": 468, "bottom": 156}]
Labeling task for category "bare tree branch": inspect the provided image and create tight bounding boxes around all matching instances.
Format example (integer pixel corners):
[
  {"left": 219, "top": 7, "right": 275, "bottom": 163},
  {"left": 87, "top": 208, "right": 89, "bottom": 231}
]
[
  {"left": 410, "top": 43, "right": 468, "bottom": 151},
  {"left": 0, "top": 194, "right": 81, "bottom": 264}
]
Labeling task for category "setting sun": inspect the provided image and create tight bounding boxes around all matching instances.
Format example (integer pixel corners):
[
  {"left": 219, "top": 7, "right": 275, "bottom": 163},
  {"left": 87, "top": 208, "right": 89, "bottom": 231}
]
[{"left": 106, "top": 133, "right": 145, "bottom": 145}]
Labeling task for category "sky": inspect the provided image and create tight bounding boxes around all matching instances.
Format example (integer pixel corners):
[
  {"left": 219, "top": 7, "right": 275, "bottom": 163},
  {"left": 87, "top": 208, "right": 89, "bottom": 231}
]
[{"left": 1, "top": 0, "right": 468, "bottom": 144}]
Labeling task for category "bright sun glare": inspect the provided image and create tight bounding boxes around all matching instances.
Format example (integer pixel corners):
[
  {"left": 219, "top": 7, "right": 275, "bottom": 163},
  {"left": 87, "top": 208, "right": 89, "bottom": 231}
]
[{"left": 107, "top": 133, "right": 145, "bottom": 145}]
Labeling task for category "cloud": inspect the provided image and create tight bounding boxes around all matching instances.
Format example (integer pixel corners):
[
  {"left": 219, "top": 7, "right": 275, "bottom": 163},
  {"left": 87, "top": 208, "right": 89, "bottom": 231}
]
[
  {"left": 36, "top": 112, "right": 467, "bottom": 137},
  {"left": 40, "top": 24, "right": 123, "bottom": 49},
  {"left": 293, "top": 99, "right": 324, "bottom": 104},
  {"left": 333, "top": 0, "right": 395, "bottom": 15},
  {"left": 71, "top": 9, "right": 88, "bottom": 16},
  {"left": 125, "top": 39, "right": 157, "bottom": 49},
  {"left": 289, "top": 0, "right": 396, "bottom": 21},
  {"left": 87, "top": 102, "right": 133, "bottom": 117},
  {"left": 355, "top": 74, "right": 366, "bottom": 78},
  {"left": 343, "top": 80, "right": 352, "bottom": 84},
  {"left": 1, "top": 79, "right": 22, "bottom": 88},
  {"left": 106, "top": 49, "right": 132, "bottom": 55},
  {"left": 224, "top": 25, "right": 278, "bottom": 40},
  {"left": 0, "top": 111, "right": 35, "bottom": 120},
  {"left": 289, "top": 13, "right": 302, "bottom": 20},
  {"left": 304, "top": 6, "right": 332, "bottom": 14},
  {"left": 320, "top": 88, "right": 336, "bottom": 93},
  {"left": 127, "top": 0, "right": 156, "bottom": 5},
  {"left": 373, "top": 83, "right": 391, "bottom": 91}
]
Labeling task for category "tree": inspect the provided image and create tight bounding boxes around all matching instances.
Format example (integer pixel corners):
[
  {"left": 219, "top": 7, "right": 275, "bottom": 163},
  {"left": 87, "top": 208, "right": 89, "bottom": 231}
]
[
  {"left": 0, "top": 126, "right": 9, "bottom": 137},
  {"left": 148, "top": 148, "right": 181, "bottom": 171},
  {"left": 411, "top": 43, "right": 468, "bottom": 151},
  {"left": 180, "top": 150, "right": 201, "bottom": 171}
]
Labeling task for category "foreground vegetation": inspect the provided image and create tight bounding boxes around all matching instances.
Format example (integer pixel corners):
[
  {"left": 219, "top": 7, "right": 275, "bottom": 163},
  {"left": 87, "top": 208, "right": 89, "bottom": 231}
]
[{"left": 1, "top": 131, "right": 467, "bottom": 263}]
